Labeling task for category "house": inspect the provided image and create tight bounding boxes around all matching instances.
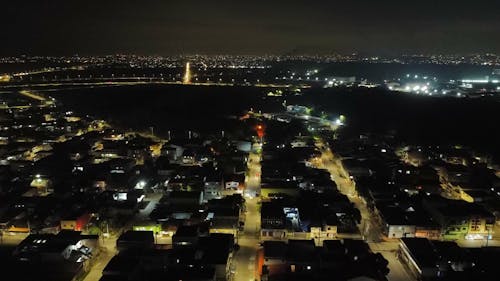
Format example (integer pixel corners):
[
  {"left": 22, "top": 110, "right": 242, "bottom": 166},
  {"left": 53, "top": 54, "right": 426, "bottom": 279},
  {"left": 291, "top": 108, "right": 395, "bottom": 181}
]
[
  {"left": 261, "top": 241, "right": 288, "bottom": 277},
  {"left": 207, "top": 207, "right": 241, "bottom": 236},
  {"left": 309, "top": 217, "right": 338, "bottom": 246},
  {"left": 13, "top": 230, "right": 98, "bottom": 264},
  {"left": 342, "top": 159, "right": 373, "bottom": 179},
  {"left": 261, "top": 202, "right": 287, "bottom": 240},
  {"left": 287, "top": 239, "right": 318, "bottom": 273},
  {"left": 260, "top": 181, "right": 300, "bottom": 199},
  {"left": 101, "top": 249, "right": 218, "bottom": 281},
  {"left": 223, "top": 174, "right": 244, "bottom": 190},
  {"left": 320, "top": 240, "right": 348, "bottom": 273},
  {"left": 423, "top": 197, "right": 495, "bottom": 240},
  {"left": 204, "top": 174, "right": 224, "bottom": 201},
  {"left": 377, "top": 205, "right": 416, "bottom": 239},
  {"left": 169, "top": 191, "right": 204, "bottom": 206},
  {"left": 107, "top": 158, "right": 136, "bottom": 175},
  {"left": 102, "top": 254, "right": 140, "bottom": 279},
  {"left": 259, "top": 238, "right": 389, "bottom": 281},
  {"left": 161, "top": 144, "right": 184, "bottom": 161},
  {"left": 7, "top": 231, "right": 97, "bottom": 281},
  {"left": 60, "top": 211, "right": 92, "bottom": 232},
  {"left": 199, "top": 233, "right": 235, "bottom": 281},
  {"left": 399, "top": 238, "right": 473, "bottom": 279},
  {"left": 116, "top": 230, "right": 154, "bottom": 252},
  {"left": 207, "top": 195, "right": 244, "bottom": 236},
  {"left": 172, "top": 224, "right": 209, "bottom": 248}
]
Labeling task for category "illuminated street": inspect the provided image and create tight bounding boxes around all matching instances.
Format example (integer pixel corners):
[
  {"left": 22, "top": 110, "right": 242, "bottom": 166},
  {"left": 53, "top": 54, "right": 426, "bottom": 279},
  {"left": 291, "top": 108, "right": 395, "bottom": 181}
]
[
  {"left": 315, "top": 138, "right": 383, "bottom": 242},
  {"left": 232, "top": 142, "right": 262, "bottom": 281},
  {"left": 315, "top": 137, "right": 415, "bottom": 281},
  {"left": 233, "top": 197, "right": 261, "bottom": 281},
  {"left": 82, "top": 236, "right": 117, "bottom": 281},
  {"left": 0, "top": 232, "right": 28, "bottom": 246},
  {"left": 370, "top": 242, "right": 416, "bottom": 281}
]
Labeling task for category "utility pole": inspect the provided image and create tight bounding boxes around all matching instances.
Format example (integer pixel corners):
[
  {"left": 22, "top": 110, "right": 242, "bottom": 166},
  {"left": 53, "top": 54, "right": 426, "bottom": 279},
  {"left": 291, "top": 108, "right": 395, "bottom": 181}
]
[{"left": 485, "top": 228, "right": 491, "bottom": 247}]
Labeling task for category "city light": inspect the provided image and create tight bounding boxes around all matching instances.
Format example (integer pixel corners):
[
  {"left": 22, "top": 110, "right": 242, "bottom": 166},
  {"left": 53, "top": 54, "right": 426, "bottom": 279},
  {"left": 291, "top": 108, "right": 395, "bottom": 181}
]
[{"left": 183, "top": 62, "right": 191, "bottom": 84}]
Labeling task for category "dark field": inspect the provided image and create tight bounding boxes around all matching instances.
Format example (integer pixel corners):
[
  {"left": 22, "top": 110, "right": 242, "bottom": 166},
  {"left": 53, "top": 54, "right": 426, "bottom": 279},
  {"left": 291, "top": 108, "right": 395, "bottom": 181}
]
[
  {"left": 49, "top": 84, "right": 283, "bottom": 136},
  {"left": 48, "top": 84, "right": 499, "bottom": 160}
]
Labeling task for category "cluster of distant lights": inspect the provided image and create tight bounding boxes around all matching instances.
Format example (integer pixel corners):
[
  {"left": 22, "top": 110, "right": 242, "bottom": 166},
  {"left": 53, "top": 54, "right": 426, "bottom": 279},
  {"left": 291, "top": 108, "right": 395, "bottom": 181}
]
[
  {"left": 392, "top": 74, "right": 439, "bottom": 95},
  {"left": 275, "top": 70, "right": 321, "bottom": 81},
  {"left": 402, "top": 84, "right": 435, "bottom": 95},
  {"left": 391, "top": 73, "right": 500, "bottom": 96},
  {"left": 327, "top": 80, "right": 346, "bottom": 86},
  {"left": 460, "top": 78, "right": 500, "bottom": 92},
  {"left": 461, "top": 79, "right": 499, "bottom": 84}
]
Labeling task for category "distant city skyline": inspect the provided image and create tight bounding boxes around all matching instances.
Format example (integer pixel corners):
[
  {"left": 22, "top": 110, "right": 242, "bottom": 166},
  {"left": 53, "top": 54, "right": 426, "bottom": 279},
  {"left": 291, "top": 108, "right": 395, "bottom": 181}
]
[{"left": 2, "top": 0, "right": 500, "bottom": 56}]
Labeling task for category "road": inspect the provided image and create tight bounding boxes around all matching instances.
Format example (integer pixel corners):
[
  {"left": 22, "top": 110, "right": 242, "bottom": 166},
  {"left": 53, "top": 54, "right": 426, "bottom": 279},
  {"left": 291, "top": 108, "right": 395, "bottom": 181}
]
[
  {"left": 82, "top": 235, "right": 117, "bottom": 281},
  {"left": 0, "top": 232, "right": 28, "bottom": 246},
  {"left": 314, "top": 138, "right": 415, "bottom": 281},
  {"left": 245, "top": 142, "right": 262, "bottom": 198},
  {"left": 0, "top": 79, "right": 309, "bottom": 90},
  {"left": 370, "top": 242, "right": 416, "bottom": 281},
  {"left": 233, "top": 197, "right": 261, "bottom": 281},
  {"left": 83, "top": 192, "right": 162, "bottom": 281},
  {"left": 315, "top": 139, "right": 383, "bottom": 242},
  {"left": 233, "top": 142, "right": 262, "bottom": 281},
  {"left": 18, "top": 90, "right": 47, "bottom": 101}
]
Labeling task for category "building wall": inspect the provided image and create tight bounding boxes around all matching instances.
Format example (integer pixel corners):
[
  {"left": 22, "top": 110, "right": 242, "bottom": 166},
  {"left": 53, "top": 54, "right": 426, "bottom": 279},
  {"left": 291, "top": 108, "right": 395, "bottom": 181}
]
[
  {"left": 263, "top": 259, "right": 287, "bottom": 276},
  {"left": 209, "top": 227, "right": 237, "bottom": 237},
  {"left": 310, "top": 225, "right": 337, "bottom": 246},
  {"left": 415, "top": 227, "right": 441, "bottom": 240},
  {"left": 399, "top": 242, "right": 438, "bottom": 279},
  {"left": 260, "top": 187, "right": 299, "bottom": 199},
  {"left": 466, "top": 216, "right": 494, "bottom": 239},
  {"left": 387, "top": 225, "right": 416, "bottom": 239},
  {"left": 61, "top": 220, "right": 77, "bottom": 231},
  {"left": 261, "top": 229, "right": 287, "bottom": 240}
]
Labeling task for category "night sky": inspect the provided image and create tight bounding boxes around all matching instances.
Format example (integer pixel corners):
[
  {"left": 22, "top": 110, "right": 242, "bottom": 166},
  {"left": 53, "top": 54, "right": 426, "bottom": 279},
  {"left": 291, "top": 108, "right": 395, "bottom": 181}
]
[{"left": 3, "top": 0, "right": 500, "bottom": 55}]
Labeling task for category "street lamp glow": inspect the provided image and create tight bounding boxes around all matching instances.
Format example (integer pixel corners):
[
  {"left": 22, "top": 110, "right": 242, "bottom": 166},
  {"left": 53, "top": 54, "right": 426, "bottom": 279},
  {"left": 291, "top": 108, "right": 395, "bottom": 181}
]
[{"left": 135, "top": 180, "right": 146, "bottom": 189}]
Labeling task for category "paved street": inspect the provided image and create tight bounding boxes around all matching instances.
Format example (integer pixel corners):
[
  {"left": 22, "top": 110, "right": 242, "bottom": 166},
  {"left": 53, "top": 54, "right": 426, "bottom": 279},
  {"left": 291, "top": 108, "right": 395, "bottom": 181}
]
[
  {"left": 233, "top": 142, "right": 262, "bottom": 281},
  {"left": 315, "top": 138, "right": 416, "bottom": 281},
  {"left": 315, "top": 139, "right": 383, "bottom": 242},
  {"left": 83, "top": 235, "right": 117, "bottom": 281},
  {"left": 233, "top": 197, "right": 261, "bottom": 281},
  {"left": 370, "top": 242, "right": 416, "bottom": 281},
  {"left": 0, "top": 232, "right": 28, "bottom": 246}
]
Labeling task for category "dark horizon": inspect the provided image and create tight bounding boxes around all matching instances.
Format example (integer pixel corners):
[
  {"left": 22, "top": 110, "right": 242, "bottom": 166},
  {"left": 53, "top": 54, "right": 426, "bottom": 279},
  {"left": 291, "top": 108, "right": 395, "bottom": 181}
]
[
  {"left": 3, "top": 52, "right": 500, "bottom": 58},
  {"left": 3, "top": 0, "right": 500, "bottom": 56}
]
